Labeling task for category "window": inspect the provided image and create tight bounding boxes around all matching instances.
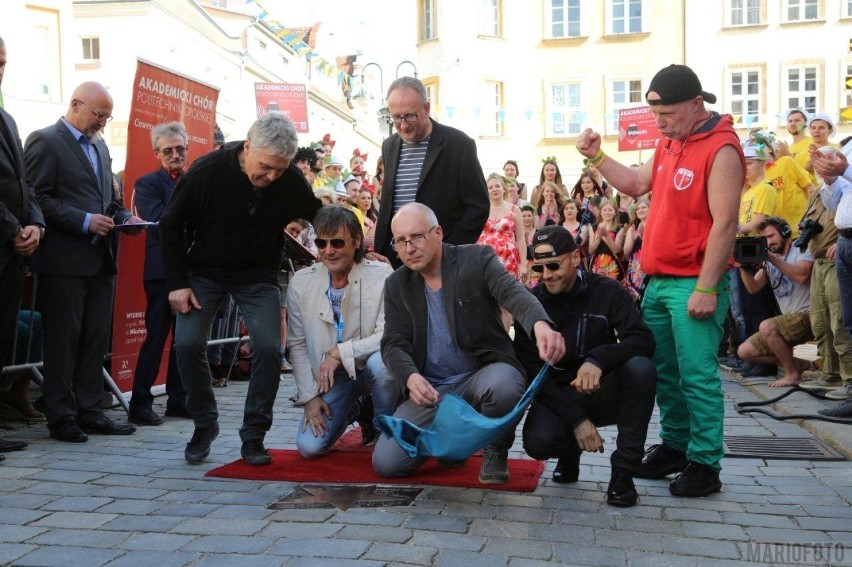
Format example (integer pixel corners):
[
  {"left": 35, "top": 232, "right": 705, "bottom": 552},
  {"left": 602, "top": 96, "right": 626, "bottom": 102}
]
[
  {"left": 419, "top": 0, "right": 436, "bottom": 41},
  {"left": 28, "top": 8, "right": 61, "bottom": 101},
  {"left": 480, "top": 0, "right": 500, "bottom": 36},
  {"left": 729, "top": 0, "right": 761, "bottom": 25},
  {"left": 844, "top": 63, "right": 852, "bottom": 109},
  {"left": 785, "top": 66, "right": 817, "bottom": 116},
  {"left": 423, "top": 78, "right": 439, "bottom": 107},
  {"left": 481, "top": 81, "right": 504, "bottom": 137},
  {"left": 609, "top": 0, "right": 643, "bottom": 34},
  {"left": 730, "top": 69, "right": 761, "bottom": 126},
  {"left": 81, "top": 36, "right": 100, "bottom": 61},
  {"left": 546, "top": 81, "right": 583, "bottom": 137},
  {"left": 608, "top": 78, "right": 643, "bottom": 134},
  {"left": 548, "top": 0, "right": 581, "bottom": 39},
  {"left": 785, "top": 0, "right": 818, "bottom": 21},
  {"left": 845, "top": 0, "right": 852, "bottom": 17}
]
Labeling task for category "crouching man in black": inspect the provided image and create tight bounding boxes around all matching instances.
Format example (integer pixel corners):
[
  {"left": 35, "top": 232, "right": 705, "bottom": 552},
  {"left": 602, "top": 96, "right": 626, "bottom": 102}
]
[{"left": 513, "top": 225, "right": 657, "bottom": 506}]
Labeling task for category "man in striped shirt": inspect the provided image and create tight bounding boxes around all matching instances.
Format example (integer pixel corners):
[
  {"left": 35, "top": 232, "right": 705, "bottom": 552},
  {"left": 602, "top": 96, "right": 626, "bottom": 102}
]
[{"left": 373, "top": 77, "right": 488, "bottom": 266}]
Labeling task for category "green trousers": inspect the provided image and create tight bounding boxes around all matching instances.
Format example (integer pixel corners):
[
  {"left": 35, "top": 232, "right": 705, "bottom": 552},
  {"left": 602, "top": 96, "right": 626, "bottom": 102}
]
[{"left": 642, "top": 274, "right": 730, "bottom": 472}]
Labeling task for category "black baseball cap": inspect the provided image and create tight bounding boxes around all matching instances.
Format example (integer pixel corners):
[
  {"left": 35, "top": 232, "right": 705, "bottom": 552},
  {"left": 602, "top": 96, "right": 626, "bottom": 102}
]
[
  {"left": 531, "top": 225, "right": 578, "bottom": 259},
  {"left": 646, "top": 64, "right": 717, "bottom": 106}
]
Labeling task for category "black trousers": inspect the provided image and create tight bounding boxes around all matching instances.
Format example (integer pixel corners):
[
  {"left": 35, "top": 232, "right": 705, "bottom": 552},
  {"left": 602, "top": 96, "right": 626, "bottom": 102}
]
[
  {"left": 130, "top": 279, "right": 186, "bottom": 413},
  {"left": 0, "top": 254, "right": 23, "bottom": 370},
  {"left": 523, "top": 356, "right": 657, "bottom": 472}
]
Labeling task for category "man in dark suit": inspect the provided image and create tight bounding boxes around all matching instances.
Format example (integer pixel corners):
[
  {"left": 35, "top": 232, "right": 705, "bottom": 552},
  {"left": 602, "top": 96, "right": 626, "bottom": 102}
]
[
  {"left": 0, "top": 36, "right": 44, "bottom": 456},
  {"left": 372, "top": 203, "right": 565, "bottom": 484},
  {"left": 372, "top": 77, "right": 488, "bottom": 265},
  {"left": 24, "top": 81, "right": 144, "bottom": 442},
  {"left": 127, "top": 121, "right": 190, "bottom": 426}
]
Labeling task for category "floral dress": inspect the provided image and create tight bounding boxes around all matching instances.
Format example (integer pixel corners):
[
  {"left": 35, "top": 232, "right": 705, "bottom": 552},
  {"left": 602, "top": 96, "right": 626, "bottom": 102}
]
[
  {"left": 624, "top": 229, "right": 644, "bottom": 301},
  {"left": 477, "top": 206, "right": 521, "bottom": 278},
  {"left": 589, "top": 224, "right": 624, "bottom": 281}
]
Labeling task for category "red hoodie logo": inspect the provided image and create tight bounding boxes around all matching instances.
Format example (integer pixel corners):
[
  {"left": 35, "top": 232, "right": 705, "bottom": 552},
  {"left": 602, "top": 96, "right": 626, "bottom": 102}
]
[{"left": 673, "top": 167, "right": 695, "bottom": 191}]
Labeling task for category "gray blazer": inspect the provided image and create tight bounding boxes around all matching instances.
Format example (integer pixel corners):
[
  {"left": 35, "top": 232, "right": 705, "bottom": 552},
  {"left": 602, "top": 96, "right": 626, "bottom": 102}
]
[
  {"left": 381, "top": 243, "right": 552, "bottom": 390},
  {"left": 25, "top": 119, "right": 130, "bottom": 276}
]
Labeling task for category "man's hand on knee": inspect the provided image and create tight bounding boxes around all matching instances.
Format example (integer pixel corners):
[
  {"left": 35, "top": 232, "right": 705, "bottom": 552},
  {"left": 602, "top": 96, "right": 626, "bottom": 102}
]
[
  {"left": 573, "top": 419, "right": 605, "bottom": 453},
  {"left": 570, "top": 361, "right": 602, "bottom": 394},
  {"left": 406, "top": 373, "right": 439, "bottom": 407},
  {"left": 303, "top": 397, "right": 332, "bottom": 436}
]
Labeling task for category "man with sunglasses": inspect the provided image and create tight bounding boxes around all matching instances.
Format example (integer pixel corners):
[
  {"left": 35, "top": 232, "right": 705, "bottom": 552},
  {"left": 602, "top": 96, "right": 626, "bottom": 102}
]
[
  {"left": 373, "top": 203, "right": 565, "bottom": 484},
  {"left": 287, "top": 205, "right": 398, "bottom": 456},
  {"left": 372, "top": 77, "right": 488, "bottom": 267},
  {"left": 127, "top": 122, "right": 191, "bottom": 426},
  {"left": 576, "top": 64, "right": 743, "bottom": 497},
  {"left": 159, "top": 113, "right": 321, "bottom": 465},
  {"left": 25, "top": 81, "right": 145, "bottom": 443},
  {"left": 513, "top": 225, "right": 656, "bottom": 507}
]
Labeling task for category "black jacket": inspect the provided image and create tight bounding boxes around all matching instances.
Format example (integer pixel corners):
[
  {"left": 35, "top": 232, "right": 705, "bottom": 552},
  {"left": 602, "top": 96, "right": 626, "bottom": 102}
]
[{"left": 513, "top": 271, "right": 655, "bottom": 427}]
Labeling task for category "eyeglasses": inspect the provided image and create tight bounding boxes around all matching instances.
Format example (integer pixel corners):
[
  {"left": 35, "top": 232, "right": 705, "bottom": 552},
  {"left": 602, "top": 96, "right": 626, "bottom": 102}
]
[
  {"left": 530, "top": 261, "right": 563, "bottom": 274},
  {"left": 78, "top": 100, "right": 113, "bottom": 123},
  {"left": 390, "top": 226, "right": 437, "bottom": 251},
  {"left": 159, "top": 145, "right": 187, "bottom": 156},
  {"left": 390, "top": 113, "right": 420, "bottom": 126},
  {"left": 314, "top": 237, "right": 352, "bottom": 250}
]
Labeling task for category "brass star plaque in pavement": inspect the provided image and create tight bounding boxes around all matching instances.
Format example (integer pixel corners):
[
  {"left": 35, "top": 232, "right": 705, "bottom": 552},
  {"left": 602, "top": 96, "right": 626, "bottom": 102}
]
[{"left": 267, "top": 484, "right": 422, "bottom": 511}]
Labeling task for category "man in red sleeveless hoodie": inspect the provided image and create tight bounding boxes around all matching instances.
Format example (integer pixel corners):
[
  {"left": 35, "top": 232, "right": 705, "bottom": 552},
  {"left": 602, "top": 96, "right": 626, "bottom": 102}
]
[{"left": 576, "top": 65, "right": 744, "bottom": 497}]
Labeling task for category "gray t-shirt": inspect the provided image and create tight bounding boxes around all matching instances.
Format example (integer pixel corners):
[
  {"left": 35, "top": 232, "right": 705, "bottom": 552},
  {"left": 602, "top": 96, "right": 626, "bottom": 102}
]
[
  {"left": 422, "top": 286, "right": 478, "bottom": 387},
  {"left": 767, "top": 245, "right": 813, "bottom": 314}
]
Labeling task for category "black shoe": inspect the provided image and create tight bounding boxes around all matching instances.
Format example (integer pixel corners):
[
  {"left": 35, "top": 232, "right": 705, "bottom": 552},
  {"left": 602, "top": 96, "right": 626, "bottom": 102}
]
[
  {"left": 240, "top": 438, "right": 272, "bottom": 466},
  {"left": 818, "top": 399, "right": 852, "bottom": 418},
  {"left": 49, "top": 418, "right": 89, "bottom": 443},
  {"left": 77, "top": 415, "right": 137, "bottom": 435},
  {"left": 740, "top": 363, "right": 778, "bottom": 378},
  {"left": 165, "top": 405, "right": 192, "bottom": 419},
  {"left": 185, "top": 423, "right": 219, "bottom": 464},
  {"left": 720, "top": 355, "right": 747, "bottom": 371},
  {"left": 606, "top": 467, "right": 638, "bottom": 507},
  {"left": 669, "top": 461, "right": 722, "bottom": 497},
  {"left": 0, "top": 437, "right": 28, "bottom": 452},
  {"left": 128, "top": 408, "right": 163, "bottom": 426},
  {"left": 0, "top": 454, "right": 4, "bottom": 462},
  {"left": 357, "top": 395, "right": 380, "bottom": 446},
  {"left": 634, "top": 443, "right": 687, "bottom": 479},
  {"left": 552, "top": 450, "right": 581, "bottom": 484}
]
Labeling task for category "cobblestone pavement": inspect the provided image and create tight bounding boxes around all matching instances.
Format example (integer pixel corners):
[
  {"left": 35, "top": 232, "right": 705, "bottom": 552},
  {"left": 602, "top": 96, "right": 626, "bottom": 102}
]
[{"left": 0, "top": 368, "right": 849, "bottom": 566}]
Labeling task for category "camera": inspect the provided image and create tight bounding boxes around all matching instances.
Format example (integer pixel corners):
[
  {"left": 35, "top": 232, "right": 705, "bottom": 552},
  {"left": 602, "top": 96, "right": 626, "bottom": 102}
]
[
  {"left": 733, "top": 236, "right": 767, "bottom": 266},
  {"left": 793, "top": 219, "right": 823, "bottom": 252}
]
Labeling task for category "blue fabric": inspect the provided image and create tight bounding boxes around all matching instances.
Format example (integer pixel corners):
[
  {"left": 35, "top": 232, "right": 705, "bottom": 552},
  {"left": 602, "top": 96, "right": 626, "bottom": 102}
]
[{"left": 375, "top": 363, "right": 550, "bottom": 461}]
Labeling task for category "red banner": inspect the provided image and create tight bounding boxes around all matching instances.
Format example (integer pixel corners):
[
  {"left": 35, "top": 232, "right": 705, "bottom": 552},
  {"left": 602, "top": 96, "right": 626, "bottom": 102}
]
[
  {"left": 110, "top": 60, "right": 219, "bottom": 395},
  {"left": 617, "top": 106, "right": 660, "bottom": 152},
  {"left": 254, "top": 83, "right": 309, "bottom": 132}
]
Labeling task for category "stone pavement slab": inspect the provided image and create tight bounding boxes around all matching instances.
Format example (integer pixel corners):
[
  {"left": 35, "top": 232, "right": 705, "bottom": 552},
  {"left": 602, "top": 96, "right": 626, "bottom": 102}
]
[{"left": 0, "top": 367, "right": 848, "bottom": 565}]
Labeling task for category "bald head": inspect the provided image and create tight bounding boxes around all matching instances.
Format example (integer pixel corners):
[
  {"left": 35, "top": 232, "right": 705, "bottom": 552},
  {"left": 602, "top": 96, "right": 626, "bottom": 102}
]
[
  {"left": 0, "top": 37, "right": 6, "bottom": 89},
  {"left": 66, "top": 81, "right": 113, "bottom": 139}
]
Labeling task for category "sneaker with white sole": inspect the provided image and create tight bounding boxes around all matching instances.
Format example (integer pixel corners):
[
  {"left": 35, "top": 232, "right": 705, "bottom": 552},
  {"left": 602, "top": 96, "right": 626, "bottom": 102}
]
[
  {"left": 824, "top": 383, "right": 852, "bottom": 400},
  {"left": 799, "top": 372, "right": 843, "bottom": 391}
]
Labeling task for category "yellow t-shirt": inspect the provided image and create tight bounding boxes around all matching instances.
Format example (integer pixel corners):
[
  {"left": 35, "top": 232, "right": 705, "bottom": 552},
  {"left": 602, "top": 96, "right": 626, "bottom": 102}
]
[
  {"left": 789, "top": 136, "right": 813, "bottom": 157},
  {"left": 739, "top": 182, "right": 777, "bottom": 235},
  {"left": 795, "top": 143, "right": 838, "bottom": 186},
  {"left": 763, "top": 156, "right": 811, "bottom": 236}
]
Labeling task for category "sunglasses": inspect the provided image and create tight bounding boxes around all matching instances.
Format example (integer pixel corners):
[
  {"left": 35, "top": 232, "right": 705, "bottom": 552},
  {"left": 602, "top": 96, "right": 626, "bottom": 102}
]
[
  {"left": 530, "top": 261, "right": 563, "bottom": 274},
  {"left": 314, "top": 237, "right": 351, "bottom": 249}
]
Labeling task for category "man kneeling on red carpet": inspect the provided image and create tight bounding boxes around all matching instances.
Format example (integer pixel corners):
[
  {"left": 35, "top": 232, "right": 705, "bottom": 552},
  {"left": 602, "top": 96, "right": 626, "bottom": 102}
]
[{"left": 287, "top": 205, "right": 400, "bottom": 457}]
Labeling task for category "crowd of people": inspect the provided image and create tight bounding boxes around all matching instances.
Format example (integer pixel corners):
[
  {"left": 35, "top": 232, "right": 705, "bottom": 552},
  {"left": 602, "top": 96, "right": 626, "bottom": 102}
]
[{"left": 2, "top": 40, "right": 851, "bottom": 507}]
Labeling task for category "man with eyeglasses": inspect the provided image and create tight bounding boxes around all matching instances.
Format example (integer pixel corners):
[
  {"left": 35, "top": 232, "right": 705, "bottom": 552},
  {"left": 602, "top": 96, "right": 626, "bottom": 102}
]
[
  {"left": 372, "top": 77, "right": 488, "bottom": 267},
  {"left": 287, "top": 205, "right": 398, "bottom": 456},
  {"left": 24, "top": 81, "right": 145, "bottom": 442},
  {"left": 127, "top": 122, "right": 191, "bottom": 426},
  {"left": 373, "top": 203, "right": 565, "bottom": 484},
  {"left": 513, "top": 225, "right": 656, "bottom": 507},
  {"left": 576, "top": 64, "right": 743, "bottom": 497},
  {"left": 159, "top": 113, "right": 321, "bottom": 465}
]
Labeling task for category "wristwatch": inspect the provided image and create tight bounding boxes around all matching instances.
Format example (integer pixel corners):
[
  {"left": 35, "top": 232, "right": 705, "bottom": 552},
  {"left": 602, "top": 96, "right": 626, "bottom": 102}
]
[{"left": 38, "top": 226, "right": 46, "bottom": 240}]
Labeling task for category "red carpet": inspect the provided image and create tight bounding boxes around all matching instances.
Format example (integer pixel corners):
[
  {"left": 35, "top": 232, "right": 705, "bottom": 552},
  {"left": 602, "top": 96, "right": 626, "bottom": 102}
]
[{"left": 206, "top": 428, "right": 544, "bottom": 492}]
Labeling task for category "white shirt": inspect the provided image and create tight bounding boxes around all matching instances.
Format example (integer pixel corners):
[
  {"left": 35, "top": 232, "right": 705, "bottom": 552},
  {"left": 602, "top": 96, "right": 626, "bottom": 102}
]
[{"left": 819, "top": 139, "right": 852, "bottom": 230}]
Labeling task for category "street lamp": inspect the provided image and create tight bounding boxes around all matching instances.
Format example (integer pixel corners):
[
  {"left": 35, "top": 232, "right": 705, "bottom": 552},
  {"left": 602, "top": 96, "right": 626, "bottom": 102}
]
[
  {"left": 361, "top": 62, "right": 392, "bottom": 138},
  {"left": 396, "top": 60, "right": 418, "bottom": 79}
]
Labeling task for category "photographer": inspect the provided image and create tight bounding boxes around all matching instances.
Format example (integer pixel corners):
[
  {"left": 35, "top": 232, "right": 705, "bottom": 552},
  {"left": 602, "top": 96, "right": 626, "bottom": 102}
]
[
  {"left": 729, "top": 145, "right": 779, "bottom": 377},
  {"left": 737, "top": 218, "right": 814, "bottom": 387}
]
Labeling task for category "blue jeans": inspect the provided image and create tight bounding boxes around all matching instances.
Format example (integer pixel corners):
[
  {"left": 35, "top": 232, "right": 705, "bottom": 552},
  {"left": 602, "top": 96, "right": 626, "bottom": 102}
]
[
  {"left": 728, "top": 268, "right": 746, "bottom": 346},
  {"left": 836, "top": 235, "right": 852, "bottom": 337},
  {"left": 296, "top": 351, "right": 398, "bottom": 457},
  {"left": 173, "top": 276, "right": 281, "bottom": 442}
]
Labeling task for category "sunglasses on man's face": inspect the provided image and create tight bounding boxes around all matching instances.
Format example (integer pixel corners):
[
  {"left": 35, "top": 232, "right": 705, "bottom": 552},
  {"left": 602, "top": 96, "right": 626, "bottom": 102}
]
[
  {"left": 314, "top": 237, "right": 350, "bottom": 250},
  {"left": 530, "top": 261, "right": 563, "bottom": 274}
]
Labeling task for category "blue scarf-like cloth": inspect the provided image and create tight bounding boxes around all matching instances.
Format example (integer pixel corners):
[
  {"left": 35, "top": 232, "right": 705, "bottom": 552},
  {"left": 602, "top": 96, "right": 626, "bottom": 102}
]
[{"left": 375, "top": 363, "right": 550, "bottom": 461}]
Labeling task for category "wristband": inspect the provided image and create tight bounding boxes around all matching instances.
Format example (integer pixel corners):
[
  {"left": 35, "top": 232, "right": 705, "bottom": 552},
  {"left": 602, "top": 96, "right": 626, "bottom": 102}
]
[
  {"left": 588, "top": 150, "right": 605, "bottom": 167},
  {"left": 325, "top": 350, "right": 341, "bottom": 361},
  {"left": 694, "top": 286, "right": 718, "bottom": 295}
]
